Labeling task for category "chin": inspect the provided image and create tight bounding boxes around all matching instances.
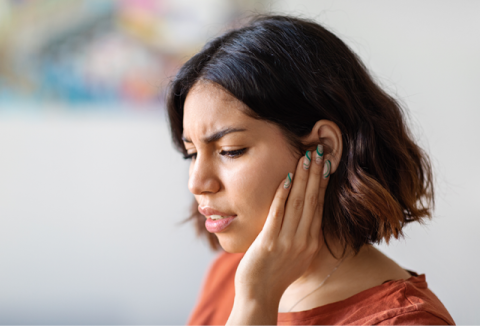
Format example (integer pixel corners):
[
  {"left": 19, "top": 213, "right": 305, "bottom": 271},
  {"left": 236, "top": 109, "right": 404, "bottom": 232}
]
[{"left": 216, "top": 233, "right": 251, "bottom": 254}]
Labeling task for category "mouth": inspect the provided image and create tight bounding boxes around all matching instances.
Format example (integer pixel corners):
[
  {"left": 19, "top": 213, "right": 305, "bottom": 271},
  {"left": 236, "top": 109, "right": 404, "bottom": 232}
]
[
  {"left": 208, "top": 214, "right": 235, "bottom": 220},
  {"left": 198, "top": 206, "right": 236, "bottom": 218},
  {"left": 198, "top": 206, "right": 237, "bottom": 233},
  {"left": 204, "top": 215, "right": 236, "bottom": 233}
]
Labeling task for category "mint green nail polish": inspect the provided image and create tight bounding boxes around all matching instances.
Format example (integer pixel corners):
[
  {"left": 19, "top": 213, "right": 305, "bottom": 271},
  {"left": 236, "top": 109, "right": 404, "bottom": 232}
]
[
  {"left": 323, "top": 160, "right": 331, "bottom": 178},
  {"left": 284, "top": 173, "right": 293, "bottom": 189},
  {"left": 303, "top": 151, "right": 311, "bottom": 170},
  {"left": 315, "top": 144, "right": 324, "bottom": 164}
]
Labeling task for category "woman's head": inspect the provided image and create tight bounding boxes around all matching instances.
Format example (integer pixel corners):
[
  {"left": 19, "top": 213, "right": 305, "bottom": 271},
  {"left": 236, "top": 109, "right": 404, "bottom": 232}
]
[{"left": 167, "top": 15, "right": 434, "bottom": 254}]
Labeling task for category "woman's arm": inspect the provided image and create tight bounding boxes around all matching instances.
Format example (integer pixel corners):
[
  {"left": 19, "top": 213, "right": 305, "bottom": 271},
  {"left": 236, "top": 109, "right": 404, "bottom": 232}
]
[{"left": 226, "top": 145, "right": 330, "bottom": 325}]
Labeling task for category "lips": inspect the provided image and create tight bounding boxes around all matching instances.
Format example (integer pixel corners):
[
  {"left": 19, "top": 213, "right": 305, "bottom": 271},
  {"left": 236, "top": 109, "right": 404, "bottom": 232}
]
[
  {"left": 198, "top": 206, "right": 235, "bottom": 217},
  {"left": 198, "top": 206, "right": 237, "bottom": 233}
]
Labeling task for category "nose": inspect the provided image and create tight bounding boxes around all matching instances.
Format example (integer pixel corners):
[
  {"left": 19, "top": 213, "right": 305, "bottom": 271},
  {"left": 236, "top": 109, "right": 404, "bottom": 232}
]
[{"left": 188, "top": 155, "right": 221, "bottom": 195}]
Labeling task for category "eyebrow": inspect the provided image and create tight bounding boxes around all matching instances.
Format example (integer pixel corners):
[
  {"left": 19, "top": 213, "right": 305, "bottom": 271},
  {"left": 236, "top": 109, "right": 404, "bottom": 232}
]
[{"left": 182, "top": 127, "right": 247, "bottom": 144}]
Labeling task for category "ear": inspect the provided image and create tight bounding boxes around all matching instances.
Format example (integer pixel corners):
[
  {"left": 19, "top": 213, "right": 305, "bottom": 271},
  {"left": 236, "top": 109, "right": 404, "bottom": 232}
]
[{"left": 301, "top": 120, "right": 343, "bottom": 174}]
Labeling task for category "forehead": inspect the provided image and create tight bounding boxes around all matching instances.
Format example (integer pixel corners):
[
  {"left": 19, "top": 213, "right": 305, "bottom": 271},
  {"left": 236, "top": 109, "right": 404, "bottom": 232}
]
[{"left": 183, "top": 82, "right": 253, "bottom": 138}]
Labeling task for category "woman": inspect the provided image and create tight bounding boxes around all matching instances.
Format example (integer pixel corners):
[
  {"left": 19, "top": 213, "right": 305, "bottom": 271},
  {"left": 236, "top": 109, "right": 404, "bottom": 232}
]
[{"left": 166, "top": 15, "right": 454, "bottom": 325}]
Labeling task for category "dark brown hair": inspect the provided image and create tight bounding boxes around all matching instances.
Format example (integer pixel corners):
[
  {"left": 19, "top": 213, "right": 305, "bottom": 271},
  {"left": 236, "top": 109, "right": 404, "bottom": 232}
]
[{"left": 166, "top": 15, "right": 434, "bottom": 254}]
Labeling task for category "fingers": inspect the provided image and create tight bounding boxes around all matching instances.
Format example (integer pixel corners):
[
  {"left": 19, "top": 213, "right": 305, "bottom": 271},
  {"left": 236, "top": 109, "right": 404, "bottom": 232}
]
[
  {"left": 262, "top": 144, "right": 331, "bottom": 245},
  {"left": 279, "top": 151, "right": 310, "bottom": 238},
  {"left": 312, "top": 146, "right": 331, "bottom": 239},
  {"left": 296, "top": 144, "right": 326, "bottom": 240},
  {"left": 280, "top": 144, "right": 331, "bottom": 241},
  {"left": 261, "top": 172, "right": 293, "bottom": 239}
]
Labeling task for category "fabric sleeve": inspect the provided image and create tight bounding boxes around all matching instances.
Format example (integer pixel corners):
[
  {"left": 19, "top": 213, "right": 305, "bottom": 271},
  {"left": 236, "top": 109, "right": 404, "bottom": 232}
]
[
  {"left": 376, "top": 310, "right": 454, "bottom": 325},
  {"left": 187, "top": 252, "right": 243, "bottom": 325}
]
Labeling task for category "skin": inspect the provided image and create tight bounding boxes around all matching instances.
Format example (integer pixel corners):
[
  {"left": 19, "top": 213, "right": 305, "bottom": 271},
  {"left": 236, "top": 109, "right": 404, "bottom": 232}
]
[
  {"left": 183, "top": 81, "right": 411, "bottom": 324},
  {"left": 183, "top": 81, "right": 299, "bottom": 253}
]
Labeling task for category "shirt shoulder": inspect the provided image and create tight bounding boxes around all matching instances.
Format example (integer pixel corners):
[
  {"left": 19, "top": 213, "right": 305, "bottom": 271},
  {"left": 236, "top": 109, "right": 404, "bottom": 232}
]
[
  {"left": 187, "top": 251, "right": 243, "bottom": 325},
  {"left": 278, "top": 274, "right": 455, "bottom": 325},
  {"left": 376, "top": 310, "right": 452, "bottom": 325},
  {"left": 339, "top": 274, "right": 455, "bottom": 325}
]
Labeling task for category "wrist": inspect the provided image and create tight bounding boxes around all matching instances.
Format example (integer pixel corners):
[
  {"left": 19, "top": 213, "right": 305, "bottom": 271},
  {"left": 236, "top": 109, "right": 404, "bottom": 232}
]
[
  {"left": 227, "top": 294, "right": 280, "bottom": 325},
  {"left": 235, "top": 282, "right": 284, "bottom": 307}
]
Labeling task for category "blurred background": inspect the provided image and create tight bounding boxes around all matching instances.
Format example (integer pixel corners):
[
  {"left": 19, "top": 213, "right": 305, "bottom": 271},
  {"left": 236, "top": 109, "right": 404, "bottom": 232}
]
[{"left": 0, "top": 0, "right": 478, "bottom": 324}]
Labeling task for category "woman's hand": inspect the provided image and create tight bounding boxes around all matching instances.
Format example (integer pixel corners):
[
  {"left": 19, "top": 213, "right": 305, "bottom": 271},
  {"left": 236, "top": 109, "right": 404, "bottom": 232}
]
[{"left": 227, "top": 144, "right": 331, "bottom": 325}]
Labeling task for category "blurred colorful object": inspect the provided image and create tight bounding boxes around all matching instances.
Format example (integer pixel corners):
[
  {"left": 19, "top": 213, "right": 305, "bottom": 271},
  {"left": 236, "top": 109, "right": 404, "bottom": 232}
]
[{"left": 0, "top": 0, "right": 258, "bottom": 109}]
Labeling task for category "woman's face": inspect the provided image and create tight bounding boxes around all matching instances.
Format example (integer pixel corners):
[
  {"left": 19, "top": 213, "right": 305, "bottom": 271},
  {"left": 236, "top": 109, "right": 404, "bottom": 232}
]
[{"left": 183, "top": 82, "right": 299, "bottom": 253}]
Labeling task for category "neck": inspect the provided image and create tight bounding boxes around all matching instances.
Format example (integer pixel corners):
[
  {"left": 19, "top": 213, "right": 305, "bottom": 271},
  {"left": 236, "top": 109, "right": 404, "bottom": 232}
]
[
  {"left": 293, "top": 238, "right": 354, "bottom": 286},
  {"left": 279, "top": 238, "right": 358, "bottom": 312},
  {"left": 279, "top": 241, "right": 411, "bottom": 312}
]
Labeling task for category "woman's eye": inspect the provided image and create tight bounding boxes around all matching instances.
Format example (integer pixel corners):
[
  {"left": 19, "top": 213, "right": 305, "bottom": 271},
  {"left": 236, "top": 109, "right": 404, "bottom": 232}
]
[
  {"left": 183, "top": 152, "right": 197, "bottom": 160},
  {"left": 220, "top": 148, "right": 247, "bottom": 159},
  {"left": 183, "top": 149, "right": 247, "bottom": 160}
]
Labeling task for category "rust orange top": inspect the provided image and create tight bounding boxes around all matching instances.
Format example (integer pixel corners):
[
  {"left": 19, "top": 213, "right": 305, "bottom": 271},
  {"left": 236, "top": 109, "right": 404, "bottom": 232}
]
[{"left": 188, "top": 252, "right": 455, "bottom": 325}]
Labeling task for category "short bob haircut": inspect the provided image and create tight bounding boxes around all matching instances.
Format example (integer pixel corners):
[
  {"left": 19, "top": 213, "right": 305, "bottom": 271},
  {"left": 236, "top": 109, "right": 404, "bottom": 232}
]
[{"left": 166, "top": 15, "right": 434, "bottom": 254}]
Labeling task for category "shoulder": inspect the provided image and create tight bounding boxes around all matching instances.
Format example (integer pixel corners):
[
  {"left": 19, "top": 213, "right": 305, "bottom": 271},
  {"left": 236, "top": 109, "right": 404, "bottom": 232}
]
[
  {"left": 210, "top": 250, "right": 244, "bottom": 271},
  {"left": 195, "top": 251, "right": 244, "bottom": 300},
  {"left": 187, "top": 251, "right": 244, "bottom": 326},
  {"left": 278, "top": 273, "right": 455, "bottom": 325},
  {"left": 354, "top": 274, "right": 455, "bottom": 325},
  {"left": 204, "top": 251, "right": 244, "bottom": 287},
  {"left": 376, "top": 311, "right": 452, "bottom": 325}
]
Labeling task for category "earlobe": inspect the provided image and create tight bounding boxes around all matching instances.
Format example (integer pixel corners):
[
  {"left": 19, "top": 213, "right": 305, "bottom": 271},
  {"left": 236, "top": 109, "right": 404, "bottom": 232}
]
[{"left": 302, "top": 120, "right": 343, "bottom": 174}]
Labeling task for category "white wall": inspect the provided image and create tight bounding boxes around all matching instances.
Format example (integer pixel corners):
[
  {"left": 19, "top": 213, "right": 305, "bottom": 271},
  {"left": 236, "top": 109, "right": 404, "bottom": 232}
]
[
  {"left": 0, "top": 112, "right": 216, "bottom": 324},
  {"left": 0, "top": 0, "right": 479, "bottom": 324}
]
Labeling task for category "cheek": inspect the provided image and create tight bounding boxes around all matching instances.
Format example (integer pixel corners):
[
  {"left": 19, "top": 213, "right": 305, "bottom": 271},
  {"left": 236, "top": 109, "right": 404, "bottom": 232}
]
[{"left": 223, "top": 152, "right": 291, "bottom": 222}]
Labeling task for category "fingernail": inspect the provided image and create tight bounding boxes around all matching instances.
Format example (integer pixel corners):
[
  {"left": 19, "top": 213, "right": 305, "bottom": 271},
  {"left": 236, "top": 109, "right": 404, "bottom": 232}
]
[
  {"left": 284, "top": 173, "right": 293, "bottom": 189},
  {"left": 303, "top": 151, "right": 311, "bottom": 170},
  {"left": 323, "top": 160, "right": 331, "bottom": 179},
  {"left": 315, "top": 144, "right": 324, "bottom": 165}
]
